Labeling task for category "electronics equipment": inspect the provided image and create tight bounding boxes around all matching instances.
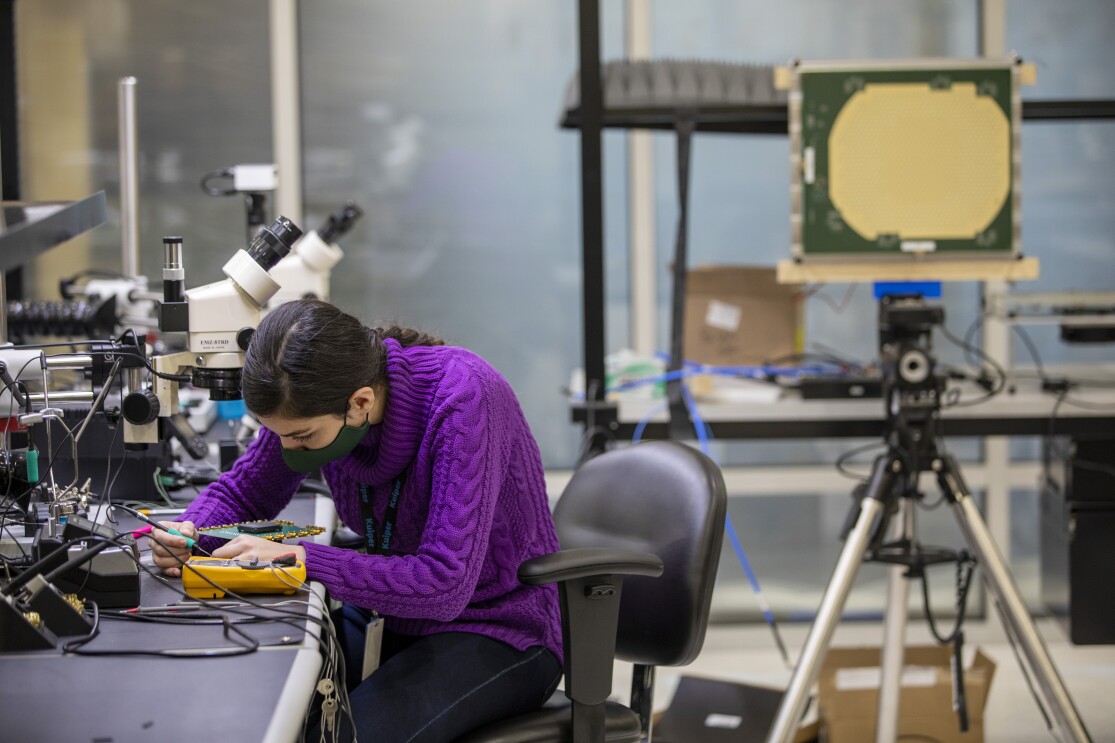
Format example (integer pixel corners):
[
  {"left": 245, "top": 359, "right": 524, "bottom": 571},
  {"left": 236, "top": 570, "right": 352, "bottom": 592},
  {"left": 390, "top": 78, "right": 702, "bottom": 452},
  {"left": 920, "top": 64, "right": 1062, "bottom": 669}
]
[
  {"left": 141, "top": 216, "right": 302, "bottom": 446},
  {"left": 988, "top": 290, "right": 1115, "bottom": 345},
  {"left": 22, "top": 574, "right": 94, "bottom": 637},
  {"left": 1041, "top": 438, "right": 1115, "bottom": 645},
  {"left": 0, "top": 574, "right": 94, "bottom": 652},
  {"left": 40, "top": 515, "right": 140, "bottom": 608},
  {"left": 200, "top": 163, "right": 280, "bottom": 244},
  {"left": 0, "top": 515, "right": 132, "bottom": 652},
  {"left": 181, "top": 555, "right": 306, "bottom": 599},
  {"left": 0, "top": 594, "right": 60, "bottom": 652},
  {"left": 783, "top": 57, "right": 1030, "bottom": 263},
  {"left": 5, "top": 294, "right": 120, "bottom": 344},
  {"left": 28, "top": 404, "right": 177, "bottom": 501},
  {"left": 766, "top": 295, "right": 1091, "bottom": 743},
  {"left": 197, "top": 520, "right": 326, "bottom": 542},
  {"left": 798, "top": 375, "right": 882, "bottom": 400}
]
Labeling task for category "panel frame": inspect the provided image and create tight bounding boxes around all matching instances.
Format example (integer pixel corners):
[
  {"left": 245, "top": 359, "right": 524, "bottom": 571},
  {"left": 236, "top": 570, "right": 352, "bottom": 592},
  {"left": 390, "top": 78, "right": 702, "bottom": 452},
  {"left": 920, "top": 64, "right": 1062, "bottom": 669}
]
[{"left": 788, "top": 57, "right": 1024, "bottom": 264}]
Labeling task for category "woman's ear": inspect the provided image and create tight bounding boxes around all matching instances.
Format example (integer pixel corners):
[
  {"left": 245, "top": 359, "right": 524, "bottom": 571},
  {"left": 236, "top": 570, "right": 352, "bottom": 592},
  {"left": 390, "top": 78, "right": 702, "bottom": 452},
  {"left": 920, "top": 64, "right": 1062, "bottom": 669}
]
[{"left": 347, "top": 386, "right": 378, "bottom": 420}]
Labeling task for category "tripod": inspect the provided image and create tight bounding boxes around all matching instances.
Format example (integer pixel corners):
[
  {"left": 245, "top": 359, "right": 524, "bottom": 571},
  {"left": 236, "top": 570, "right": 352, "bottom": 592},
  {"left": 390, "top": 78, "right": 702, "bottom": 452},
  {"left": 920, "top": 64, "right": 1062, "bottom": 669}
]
[{"left": 766, "top": 296, "right": 1091, "bottom": 743}]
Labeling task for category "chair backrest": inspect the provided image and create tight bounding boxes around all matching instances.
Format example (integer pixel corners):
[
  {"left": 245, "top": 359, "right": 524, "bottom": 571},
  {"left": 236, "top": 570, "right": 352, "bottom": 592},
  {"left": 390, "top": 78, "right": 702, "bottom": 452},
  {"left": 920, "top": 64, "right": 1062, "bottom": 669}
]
[{"left": 554, "top": 441, "right": 727, "bottom": 667}]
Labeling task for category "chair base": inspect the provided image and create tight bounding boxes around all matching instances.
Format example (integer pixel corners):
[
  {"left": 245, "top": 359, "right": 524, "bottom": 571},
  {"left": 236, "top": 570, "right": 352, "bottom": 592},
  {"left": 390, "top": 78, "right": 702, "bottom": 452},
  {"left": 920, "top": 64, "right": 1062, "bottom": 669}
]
[{"left": 455, "top": 698, "right": 642, "bottom": 743}]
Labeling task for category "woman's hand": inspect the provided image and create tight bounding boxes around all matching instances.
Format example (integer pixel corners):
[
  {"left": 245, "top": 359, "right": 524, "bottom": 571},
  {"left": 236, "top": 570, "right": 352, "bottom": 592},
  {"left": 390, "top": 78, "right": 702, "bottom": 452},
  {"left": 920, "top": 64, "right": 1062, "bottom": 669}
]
[
  {"left": 211, "top": 535, "right": 308, "bottom": 566},
  {"left": 148, "top": 520, "right": 199, "bottom": 578}
]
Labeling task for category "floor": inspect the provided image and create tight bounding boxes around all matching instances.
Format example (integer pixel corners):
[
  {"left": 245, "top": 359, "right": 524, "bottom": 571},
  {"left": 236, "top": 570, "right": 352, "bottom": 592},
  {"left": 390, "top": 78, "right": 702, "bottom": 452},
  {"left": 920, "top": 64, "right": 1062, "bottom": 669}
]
[{"left": 608, "top": 616, "right": 1115, "bottom": 742}]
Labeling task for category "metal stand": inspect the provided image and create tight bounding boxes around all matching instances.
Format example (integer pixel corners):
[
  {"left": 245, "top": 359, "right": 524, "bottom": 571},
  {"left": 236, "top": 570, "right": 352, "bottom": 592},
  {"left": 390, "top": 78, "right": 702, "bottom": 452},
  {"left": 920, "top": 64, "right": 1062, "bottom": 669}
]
[
  {"left": 875, "top": 500, "right": 912, "bottom": 743},
  {"left": 766, "top": 295, "right": 1091, "bottom": 743}
]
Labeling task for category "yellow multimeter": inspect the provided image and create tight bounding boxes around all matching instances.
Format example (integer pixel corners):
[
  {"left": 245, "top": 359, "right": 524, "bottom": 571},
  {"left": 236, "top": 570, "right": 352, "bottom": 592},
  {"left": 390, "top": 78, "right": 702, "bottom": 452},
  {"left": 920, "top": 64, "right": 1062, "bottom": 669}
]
[{"left": 181, "top": 556, "right": 307, "bottom": 599}]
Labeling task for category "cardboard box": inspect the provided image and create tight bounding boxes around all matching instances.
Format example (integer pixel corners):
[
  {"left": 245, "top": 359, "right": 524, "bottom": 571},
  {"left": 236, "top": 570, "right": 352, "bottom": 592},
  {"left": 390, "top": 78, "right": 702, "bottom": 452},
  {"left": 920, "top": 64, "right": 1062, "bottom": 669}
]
[
  {"left": 683, "top": 265, "right": 802, "bottom": 367},
  {"left": 818, "top": 646, "right": 996, "bottom": 743}
]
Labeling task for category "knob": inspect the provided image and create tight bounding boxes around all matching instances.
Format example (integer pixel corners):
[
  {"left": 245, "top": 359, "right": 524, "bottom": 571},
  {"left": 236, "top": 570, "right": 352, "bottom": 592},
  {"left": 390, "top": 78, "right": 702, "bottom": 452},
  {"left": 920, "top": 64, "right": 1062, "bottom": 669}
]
[
  {"left": 236, "top": 327, "right": 255, "bottom": 351},
  {"left": 122, "top": 389, "right": 160, "bottom": 425}
]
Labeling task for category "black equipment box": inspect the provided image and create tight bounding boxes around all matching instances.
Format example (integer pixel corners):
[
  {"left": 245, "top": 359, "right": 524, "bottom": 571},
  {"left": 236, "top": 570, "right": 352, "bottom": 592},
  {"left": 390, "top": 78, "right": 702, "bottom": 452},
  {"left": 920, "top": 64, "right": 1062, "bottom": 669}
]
[
  {"left": 1040, "top": 437, "right": 1115, "bottom": 645},
  {"left": 31, "top": 515, "right": 140, "bottom": 609},
  {"left": 28, "top": 402, "right": 174, "bottom": 501},
  {"left": 798, "top": 375, "right": 882, "bottom": 400}
]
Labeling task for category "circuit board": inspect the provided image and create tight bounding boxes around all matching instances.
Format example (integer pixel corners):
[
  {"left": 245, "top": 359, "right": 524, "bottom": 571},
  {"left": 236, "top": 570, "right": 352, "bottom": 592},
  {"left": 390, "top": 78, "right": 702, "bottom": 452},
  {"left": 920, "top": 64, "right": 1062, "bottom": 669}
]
[
  {"left": 196, "top": 520, "right": 325, "bottom": 542},
  {"left": 786, "top": 58, "right": 1023, "bottom": 261}
]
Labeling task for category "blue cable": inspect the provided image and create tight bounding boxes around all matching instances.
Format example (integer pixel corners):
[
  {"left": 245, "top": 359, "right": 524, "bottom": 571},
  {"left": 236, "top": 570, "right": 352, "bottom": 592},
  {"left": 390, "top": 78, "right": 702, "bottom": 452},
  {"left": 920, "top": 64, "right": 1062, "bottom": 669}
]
[
  {"left": 631, "top": 401, "right": 668, "bottom": 444},
  {"left": 606, "top": 361, "right": 843, "bottom": 396},
  {"left": 680, "top": 383, "right": 791, "bottom": 666},
  {"left": 578, "top": 359, "right": 796, "bottom": 661},
  {"left": 570, "top": 359, "right": 844, "bottom": 401}
]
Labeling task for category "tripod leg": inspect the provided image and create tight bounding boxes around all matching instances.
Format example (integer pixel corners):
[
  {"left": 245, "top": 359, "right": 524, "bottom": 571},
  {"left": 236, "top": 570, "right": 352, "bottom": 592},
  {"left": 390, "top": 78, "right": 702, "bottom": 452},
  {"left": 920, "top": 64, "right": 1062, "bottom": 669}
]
[
  {"left": 876, "top": 500, "right": 914, "bottom": 743},
  {"left": 937, "top": 455, "right": 1091, "bottom": 743},
  {"left": 767, "top": 454, "right": 901, "bottom": 743}
]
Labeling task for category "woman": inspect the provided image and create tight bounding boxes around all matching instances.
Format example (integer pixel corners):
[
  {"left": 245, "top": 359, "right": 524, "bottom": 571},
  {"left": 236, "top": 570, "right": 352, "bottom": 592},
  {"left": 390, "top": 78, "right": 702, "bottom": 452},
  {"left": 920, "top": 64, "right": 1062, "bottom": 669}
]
[{"left": 151, "top": 298, "right": 563, "bottom": 742}]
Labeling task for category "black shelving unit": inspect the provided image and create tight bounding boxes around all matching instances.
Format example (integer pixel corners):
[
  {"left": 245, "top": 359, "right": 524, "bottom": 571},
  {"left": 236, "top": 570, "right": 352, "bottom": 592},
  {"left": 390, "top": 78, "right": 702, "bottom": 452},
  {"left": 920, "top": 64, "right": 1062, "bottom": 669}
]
[{"left": 565, "top": 0, "right": 1115, "bottom": 454}]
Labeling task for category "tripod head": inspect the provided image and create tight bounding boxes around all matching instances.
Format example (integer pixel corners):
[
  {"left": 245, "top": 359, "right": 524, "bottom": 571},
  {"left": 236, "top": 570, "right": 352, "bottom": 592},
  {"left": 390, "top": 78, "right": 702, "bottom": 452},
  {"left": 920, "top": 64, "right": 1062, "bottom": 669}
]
[{"left": 878, "top": 294, "right": 947, "bottom": 473}]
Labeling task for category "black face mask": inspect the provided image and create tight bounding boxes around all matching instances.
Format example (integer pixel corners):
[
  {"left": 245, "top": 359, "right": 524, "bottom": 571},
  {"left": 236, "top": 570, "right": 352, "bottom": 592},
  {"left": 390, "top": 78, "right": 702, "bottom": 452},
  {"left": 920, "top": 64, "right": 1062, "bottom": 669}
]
[{"left": 280, "top": 415, "right": 370, "bottom": 472}]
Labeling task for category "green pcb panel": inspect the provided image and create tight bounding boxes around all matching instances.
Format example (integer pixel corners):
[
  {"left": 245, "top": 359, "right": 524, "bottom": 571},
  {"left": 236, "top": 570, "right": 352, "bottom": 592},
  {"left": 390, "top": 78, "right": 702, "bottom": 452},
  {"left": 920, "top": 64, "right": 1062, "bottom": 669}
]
[
  {"left": 792, "top": 61, "right": 1018, "bottom": 260},
  {"left": 197, "top": 520, "right": 325, "bottom": 542}
]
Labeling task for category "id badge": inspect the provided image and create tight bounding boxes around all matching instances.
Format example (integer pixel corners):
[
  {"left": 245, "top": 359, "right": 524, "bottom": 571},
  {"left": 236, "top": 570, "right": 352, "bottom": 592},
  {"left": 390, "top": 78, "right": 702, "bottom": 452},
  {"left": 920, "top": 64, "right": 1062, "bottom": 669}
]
[{"left": 361, "top": 613, "right": 384, "bottom": 681}]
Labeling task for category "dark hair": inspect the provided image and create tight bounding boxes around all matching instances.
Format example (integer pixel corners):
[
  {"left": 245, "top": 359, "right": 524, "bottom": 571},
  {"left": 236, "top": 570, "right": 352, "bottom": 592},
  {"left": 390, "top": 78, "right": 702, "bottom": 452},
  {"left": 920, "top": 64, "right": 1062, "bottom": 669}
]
[{"left": 242, "top": 298, "right": 443, "bottom": 419}]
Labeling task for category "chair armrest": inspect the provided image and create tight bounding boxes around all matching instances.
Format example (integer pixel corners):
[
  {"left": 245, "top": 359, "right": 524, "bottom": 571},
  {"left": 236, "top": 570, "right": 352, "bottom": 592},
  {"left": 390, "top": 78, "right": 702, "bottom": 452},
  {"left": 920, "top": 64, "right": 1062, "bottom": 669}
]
[
  {"left": 520, "top": 547, "right": 664, "bottom": 708},
  {"left": 518, "top": 547, "right": 663, "bottom": 586}
]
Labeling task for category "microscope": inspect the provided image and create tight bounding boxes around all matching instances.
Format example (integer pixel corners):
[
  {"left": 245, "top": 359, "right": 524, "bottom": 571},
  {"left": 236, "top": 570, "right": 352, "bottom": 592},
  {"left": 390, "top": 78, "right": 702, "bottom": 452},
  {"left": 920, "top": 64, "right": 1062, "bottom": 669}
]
[
  {"left": 123, "top": 215, "right": 303, "bottom": 446},
  {"left": 266, "top": 202, "right": 363, "bottom": 307},
  {"left": 0, "top": 216, "right": 301, "bottom": 625}
]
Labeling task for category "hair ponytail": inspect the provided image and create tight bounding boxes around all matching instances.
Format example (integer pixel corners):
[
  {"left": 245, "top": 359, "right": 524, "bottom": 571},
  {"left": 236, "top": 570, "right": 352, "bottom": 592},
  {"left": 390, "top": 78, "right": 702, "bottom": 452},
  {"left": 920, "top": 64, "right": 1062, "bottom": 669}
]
[{"left": 371, "top": 325, "right": 444, "bottom": 348}]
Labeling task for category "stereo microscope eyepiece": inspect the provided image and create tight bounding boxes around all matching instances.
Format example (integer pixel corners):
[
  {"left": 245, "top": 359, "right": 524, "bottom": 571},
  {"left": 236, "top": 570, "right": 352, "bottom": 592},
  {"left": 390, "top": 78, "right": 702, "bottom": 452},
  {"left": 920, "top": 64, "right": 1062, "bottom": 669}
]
[
  {"left": 245, "top": 215, "right": 303, "bottom": 273},
  {"left": 316, "top": 202, "right": 364, "bottom": 245}
]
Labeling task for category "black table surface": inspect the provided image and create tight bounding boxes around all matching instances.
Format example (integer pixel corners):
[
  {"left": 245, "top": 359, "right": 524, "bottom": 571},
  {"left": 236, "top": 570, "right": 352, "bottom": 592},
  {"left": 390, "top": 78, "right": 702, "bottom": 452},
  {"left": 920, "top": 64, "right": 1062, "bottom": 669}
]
[{"left": 0, "top": 497, "right": 326, "bottom": 743}]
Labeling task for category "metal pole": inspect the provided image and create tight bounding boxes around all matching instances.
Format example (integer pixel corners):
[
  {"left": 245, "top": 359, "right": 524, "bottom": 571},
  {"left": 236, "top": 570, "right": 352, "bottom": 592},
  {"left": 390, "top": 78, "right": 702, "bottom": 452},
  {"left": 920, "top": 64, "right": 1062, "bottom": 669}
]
[
  {"left": 269, "top": 0, "right": 303, "bottom": 226},
  {"left": 0, "top": 0, "right": 19, "bottom": 203},
  {"left": 977, "top": 0, "right": 1013, "bottom": 561},
  {"left": 767, "top": 496, "right": 887, "bottom": 743},
  {"left": 578, "top": 0, "right": 605, "bottom": 414},
  {"left": 666, "top": 119, "right": 695, "bottom": 441},
  {"left": 0, "top": 0, "right": 16, "bottom": 342},
  {"left": 0, "top": 270, "right": 6, "bottom": 342},
  {"left": 117, "top": 77, "right": 140, "bottom": 279},
  {"left": 939, "top": 458, "right": 1091, "bottom": 742},
  {"left": 625, "top": 0, "right": 656, "bottom": 358},
  {"left": 875, "top": 501, "right": 914, "bottom": 743}
]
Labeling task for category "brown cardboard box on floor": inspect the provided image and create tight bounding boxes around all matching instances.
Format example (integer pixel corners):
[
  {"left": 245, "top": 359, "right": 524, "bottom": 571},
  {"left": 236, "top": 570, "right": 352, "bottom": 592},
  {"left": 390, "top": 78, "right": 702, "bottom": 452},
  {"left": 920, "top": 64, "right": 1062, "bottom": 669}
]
[
  {"left": 818, "top": 645, "right": 996, "bottom": 743},
  {"left": 683, "top": 265, "right": 802, "bottom": 367}
]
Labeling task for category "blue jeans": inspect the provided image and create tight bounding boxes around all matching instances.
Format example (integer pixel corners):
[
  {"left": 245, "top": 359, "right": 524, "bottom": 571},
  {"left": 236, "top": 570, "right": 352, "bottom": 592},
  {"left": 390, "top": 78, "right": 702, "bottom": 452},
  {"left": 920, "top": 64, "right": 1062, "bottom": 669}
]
[{"left": 310, "top": 604, "right": 562, "bottom": 743}]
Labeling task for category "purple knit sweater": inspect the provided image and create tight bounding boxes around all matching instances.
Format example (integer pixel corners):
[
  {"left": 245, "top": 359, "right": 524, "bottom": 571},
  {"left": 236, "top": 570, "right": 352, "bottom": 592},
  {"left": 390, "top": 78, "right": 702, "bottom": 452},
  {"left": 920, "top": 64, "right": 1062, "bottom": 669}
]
[{"left": 180, "top": 339, "right": 563, "bottom": 663}]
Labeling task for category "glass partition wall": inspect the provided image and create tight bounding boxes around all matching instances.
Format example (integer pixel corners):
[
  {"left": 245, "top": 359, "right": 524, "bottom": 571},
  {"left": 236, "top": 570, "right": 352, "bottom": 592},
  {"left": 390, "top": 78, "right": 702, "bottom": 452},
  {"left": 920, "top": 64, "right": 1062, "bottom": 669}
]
[{"left": 15, "top": 0, "right": 1115, "bottom": 625}]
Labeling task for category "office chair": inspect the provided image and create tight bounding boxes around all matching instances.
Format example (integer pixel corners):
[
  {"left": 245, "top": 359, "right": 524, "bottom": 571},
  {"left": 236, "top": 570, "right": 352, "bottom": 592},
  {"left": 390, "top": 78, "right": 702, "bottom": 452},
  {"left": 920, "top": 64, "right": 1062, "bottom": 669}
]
[{"left": 457, "top": 440, "right": 728, "bottom": 743}]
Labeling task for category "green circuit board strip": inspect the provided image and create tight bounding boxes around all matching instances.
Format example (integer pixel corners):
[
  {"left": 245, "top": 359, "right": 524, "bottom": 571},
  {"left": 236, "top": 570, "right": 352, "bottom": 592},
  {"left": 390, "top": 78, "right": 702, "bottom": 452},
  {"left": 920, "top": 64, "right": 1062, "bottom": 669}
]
[{"left": 197, "top": 520, "right": 326, "bottom": 542}]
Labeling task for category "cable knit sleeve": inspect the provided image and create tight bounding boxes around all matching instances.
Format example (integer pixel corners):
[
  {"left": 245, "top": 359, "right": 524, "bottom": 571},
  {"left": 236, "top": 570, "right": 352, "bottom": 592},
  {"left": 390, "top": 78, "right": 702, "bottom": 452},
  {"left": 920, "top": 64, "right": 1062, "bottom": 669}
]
[
  {"left": 179, "top": 427, "right": 307, "bottom": 549},
  {"left": 302, "top": 366, "right": 504, "bottom": 621}
]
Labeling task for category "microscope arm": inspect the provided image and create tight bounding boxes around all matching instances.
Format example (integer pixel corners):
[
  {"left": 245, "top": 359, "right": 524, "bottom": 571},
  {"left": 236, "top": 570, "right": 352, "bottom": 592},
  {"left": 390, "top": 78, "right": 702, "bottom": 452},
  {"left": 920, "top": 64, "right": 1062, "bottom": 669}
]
[{"left": 163, "top": 413, "right": 209, "bottom": 460}]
